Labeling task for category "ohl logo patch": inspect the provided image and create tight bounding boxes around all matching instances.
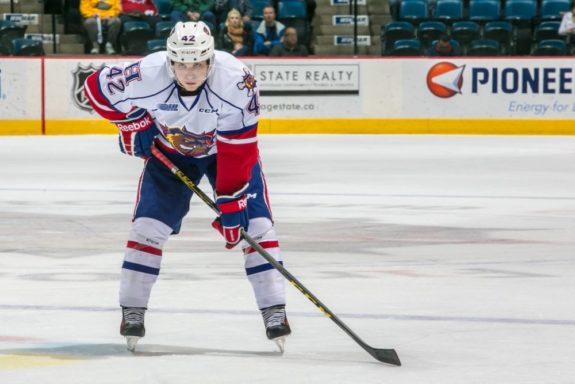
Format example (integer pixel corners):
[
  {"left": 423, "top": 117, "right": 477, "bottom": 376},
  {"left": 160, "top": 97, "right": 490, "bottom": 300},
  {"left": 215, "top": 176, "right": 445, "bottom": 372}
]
[{"left": 426, "top": 62, "right": 465, "bottom": 98}]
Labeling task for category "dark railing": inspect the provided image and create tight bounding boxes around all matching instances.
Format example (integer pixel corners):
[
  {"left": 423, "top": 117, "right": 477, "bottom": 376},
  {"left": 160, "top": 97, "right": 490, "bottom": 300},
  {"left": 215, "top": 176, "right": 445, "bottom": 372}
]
[{"left": 348, "top": 0, "right": 360, "bottom": 56}]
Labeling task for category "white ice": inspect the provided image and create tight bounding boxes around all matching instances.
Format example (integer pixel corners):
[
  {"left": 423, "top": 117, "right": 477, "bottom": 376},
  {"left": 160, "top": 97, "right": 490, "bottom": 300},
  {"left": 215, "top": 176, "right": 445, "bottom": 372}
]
[{"left": 0, "top": 135, "right": 574, "bottom": 383}]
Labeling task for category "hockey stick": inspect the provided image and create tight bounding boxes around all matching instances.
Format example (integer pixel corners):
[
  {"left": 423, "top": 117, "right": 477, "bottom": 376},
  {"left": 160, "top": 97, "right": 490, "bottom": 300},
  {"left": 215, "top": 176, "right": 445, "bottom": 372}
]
[{"left": 150, "top": 145, "right": 401, "bottom": 366}]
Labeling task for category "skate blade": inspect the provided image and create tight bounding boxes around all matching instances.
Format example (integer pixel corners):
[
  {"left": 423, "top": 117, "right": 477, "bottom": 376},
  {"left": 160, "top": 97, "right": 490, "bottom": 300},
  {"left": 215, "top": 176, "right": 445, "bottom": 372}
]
[
  {"left": 273, "top": 337, "right": 286, "bottom": 354},
  {"left": 126, "top": 336, "right": 141, "bottom": 352}
]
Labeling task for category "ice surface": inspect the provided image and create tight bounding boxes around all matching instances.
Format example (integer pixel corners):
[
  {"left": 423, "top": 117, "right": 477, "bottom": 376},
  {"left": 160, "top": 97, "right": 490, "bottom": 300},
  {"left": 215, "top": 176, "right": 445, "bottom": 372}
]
[{"left": 0, "top": 135, "right": 574, "bottom": 383}]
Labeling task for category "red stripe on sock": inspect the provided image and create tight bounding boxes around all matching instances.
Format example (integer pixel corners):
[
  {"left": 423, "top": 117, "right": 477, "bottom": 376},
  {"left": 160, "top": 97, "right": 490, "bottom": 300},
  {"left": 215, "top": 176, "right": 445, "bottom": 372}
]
[
  {"left": 127, "top": 241, "right": 162, "bottom": 256},
  {"left": 243, "top": 240, "right": 279, "bottom": 255}
]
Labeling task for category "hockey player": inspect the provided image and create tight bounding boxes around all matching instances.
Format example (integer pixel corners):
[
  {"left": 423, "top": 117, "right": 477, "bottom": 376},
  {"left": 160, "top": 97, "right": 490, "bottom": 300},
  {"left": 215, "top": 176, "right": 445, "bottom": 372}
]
[{"left": 83, "top": 21, "right": 290, "bottom": 352}]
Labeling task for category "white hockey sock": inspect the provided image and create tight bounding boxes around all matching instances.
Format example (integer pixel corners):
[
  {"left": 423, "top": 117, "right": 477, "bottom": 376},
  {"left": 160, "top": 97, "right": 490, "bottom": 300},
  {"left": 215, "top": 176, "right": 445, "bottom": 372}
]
[
  {"left": 243, "top": 218, "right": 286, "bottom": 309},
  {"left": 119, "top": 217, "right": 172, "bottom": 308}
]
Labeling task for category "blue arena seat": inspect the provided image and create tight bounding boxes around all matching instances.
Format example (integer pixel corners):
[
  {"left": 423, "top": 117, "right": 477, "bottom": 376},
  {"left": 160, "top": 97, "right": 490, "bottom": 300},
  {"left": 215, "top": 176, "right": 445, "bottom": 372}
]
[
  {"left": 417, "top": 20, "right": 447, "bottom": 47},
  {"left": 540, "top": 0, "right": 570, "bottom": 21},
  {"left": 154, "top": 0, "right": 172, "bottom": 19},
  {"left": 146, "top": 38, "right": 167, "bottom": 54},
  {"left": 155, "top": 20, "right": 176, "bottom": 39},
  {"left": 278, "top": 0, "right": 307, "bottom": 19},
  {"left": 451, "top": 20, "right": 481, "bottom": 45},
  {"left": 532, "top": 39, "right": 568, "bottom": 55},
  {"left": 483, "top": 21, "right": 512, "bottom": 54},
  {"left": 504, "top": 0, "right": 537, "bottom": 23},
  {"left": 12, "top": 37, "right": 44, "bottom": 56},
  {"left": 433, "top": 0, "right": 463, "bottom": 24},
  {"left": 399, "top": 0, "right": 429, "bottom": 24},
  {"left": 251, "top": 0, "right": 270, "bottom": 20},
  {"left": 121, "top": 21, "right": 155, "bottom": 55},
  {"left": 534, "top": 21, "right": 562, "bottom": 42},
  {"left": 467, "top": 38, "right": 500, "bottom": 55},
  {"left": 381, "top": 21, "right": 415, "bottom": 53},
  {"left": 390, "top": 38, "right": 422, "bottom": 55},
  {"left": 0, "top": 21, "right": 26, "bottom": 54},
  {"left": 469, "top": 0, "right": 501, "bottom": 23}
]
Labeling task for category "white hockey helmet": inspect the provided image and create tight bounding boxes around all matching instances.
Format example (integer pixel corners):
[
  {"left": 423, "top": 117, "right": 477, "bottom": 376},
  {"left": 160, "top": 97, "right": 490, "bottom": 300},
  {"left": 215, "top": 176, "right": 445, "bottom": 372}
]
[{"left": 166, "top": 21, "right": 215, "bottom": 63}]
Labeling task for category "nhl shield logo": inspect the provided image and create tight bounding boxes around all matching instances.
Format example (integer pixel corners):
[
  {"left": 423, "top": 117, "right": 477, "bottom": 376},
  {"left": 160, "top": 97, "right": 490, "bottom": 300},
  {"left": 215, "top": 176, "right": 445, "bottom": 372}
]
[{"left": 71, "top": 64, "right": 100, "bottom": 112}]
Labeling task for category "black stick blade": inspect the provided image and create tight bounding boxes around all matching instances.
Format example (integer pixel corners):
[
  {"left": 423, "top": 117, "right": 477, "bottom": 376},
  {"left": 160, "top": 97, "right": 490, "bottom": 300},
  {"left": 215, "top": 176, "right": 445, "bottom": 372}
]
[{"left": 372, "top": 348, "right": 401, "bottom": 366}]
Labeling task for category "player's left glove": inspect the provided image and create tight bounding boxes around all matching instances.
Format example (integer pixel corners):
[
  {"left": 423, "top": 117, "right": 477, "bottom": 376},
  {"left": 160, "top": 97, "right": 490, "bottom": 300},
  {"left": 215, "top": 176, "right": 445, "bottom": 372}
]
[
  {"left": 211, "top": 185, "right": 249, "bottom": 249},
  {"left": 115, "top": 108, "right": 158, "bottom": 158}
]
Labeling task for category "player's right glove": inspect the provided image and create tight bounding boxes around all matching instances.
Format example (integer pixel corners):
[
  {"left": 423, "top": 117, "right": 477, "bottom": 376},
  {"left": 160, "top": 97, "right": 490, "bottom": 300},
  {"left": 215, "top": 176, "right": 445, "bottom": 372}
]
[
  {"left": 114, "top": 108, "right": 158, "bottom": 158},
  {"left": 211, "top": 185, "right": 250, "bottom": 249}
]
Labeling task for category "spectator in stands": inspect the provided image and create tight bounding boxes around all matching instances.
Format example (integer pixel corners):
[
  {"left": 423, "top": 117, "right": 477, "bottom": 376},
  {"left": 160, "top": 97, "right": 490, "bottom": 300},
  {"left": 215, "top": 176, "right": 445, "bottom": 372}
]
[
  {"left": 80, "top": 0, "right": 122, "bottom": 54},
  {"left": 170, "top": 0, "right": 217, "bottom": 30},
  {"left": 270, "top": 26, "right": 307, "bottom": 56},
  {"left": 559, "top": 4, "right": 575, "bottom": 52},
  {"left": 120, "top": 0, "right": 161, "bottom": 30},
  {"left": 218, "top": 8, "right": 253, "bottom": 56},
  {"left": 428, "top": 34, "right": 460, "bottom": 56},
  {"left": 214, "top": 0, "right": 253, "bottom": 29},
  {"left": 254, "top": 4, "right": 284, "bottom": 55}
]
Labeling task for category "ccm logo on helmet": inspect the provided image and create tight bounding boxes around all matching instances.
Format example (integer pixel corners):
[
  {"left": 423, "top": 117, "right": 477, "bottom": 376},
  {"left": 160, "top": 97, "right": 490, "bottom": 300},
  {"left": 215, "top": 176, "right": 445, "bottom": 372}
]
[{"left": 117, "top": 116, "right": 153, "bottom": 132}]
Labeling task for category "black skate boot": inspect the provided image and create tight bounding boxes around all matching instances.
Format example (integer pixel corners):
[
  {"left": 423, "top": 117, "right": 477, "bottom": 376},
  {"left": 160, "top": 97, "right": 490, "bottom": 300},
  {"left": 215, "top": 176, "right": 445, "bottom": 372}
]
[
  {"left": 261, "top": 304, "right": 291, "bottom": 353},
  {"left": 120, "top": 306, "right": 146, "bottom": 352}
]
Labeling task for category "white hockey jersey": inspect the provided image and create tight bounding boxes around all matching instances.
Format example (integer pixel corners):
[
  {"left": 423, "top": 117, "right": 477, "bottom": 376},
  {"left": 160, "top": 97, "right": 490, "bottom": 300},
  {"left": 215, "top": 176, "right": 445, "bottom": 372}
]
[{"left": 84, "top": 50, "right": 260, "bottom": 195}]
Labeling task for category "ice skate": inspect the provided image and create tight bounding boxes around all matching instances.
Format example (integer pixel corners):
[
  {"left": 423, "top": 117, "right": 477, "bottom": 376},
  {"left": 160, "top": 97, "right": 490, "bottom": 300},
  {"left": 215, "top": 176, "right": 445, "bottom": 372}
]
[
  {"left": 120, "top": 306, "right": 146, "bottom": 352},
  {"left": 261, "top": 304, "right": 291, "bottom": 353}
]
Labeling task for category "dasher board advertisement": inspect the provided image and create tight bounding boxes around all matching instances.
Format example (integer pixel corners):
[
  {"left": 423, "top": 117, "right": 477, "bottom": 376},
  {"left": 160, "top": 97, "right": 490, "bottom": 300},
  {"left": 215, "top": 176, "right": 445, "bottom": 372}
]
[{"left": 403, "top": 59, "right": 575, "bottom": 118}]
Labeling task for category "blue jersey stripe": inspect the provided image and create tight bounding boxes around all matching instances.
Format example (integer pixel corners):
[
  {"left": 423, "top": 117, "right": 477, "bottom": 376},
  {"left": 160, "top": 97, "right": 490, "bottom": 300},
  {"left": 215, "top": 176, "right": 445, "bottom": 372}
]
[
  {"left": 245, "top": 261, "right": 283, "bottom": 276},
  {"left": 122, "top": 261, "right": 160, "bottom": 276}
]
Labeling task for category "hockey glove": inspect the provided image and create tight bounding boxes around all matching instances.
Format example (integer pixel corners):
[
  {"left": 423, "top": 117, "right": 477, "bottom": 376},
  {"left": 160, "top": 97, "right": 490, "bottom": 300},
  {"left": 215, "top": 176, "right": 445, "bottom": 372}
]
[
  {"left": 211, "top": 187, "right": 249, "bottom": 249},
  {"left": 115, "top": 108, "right": 157, "bottom": 158}
]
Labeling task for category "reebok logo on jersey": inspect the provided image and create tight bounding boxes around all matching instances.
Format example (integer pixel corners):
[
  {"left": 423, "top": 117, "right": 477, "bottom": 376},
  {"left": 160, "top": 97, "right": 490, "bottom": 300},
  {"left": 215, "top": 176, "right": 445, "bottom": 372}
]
[
  {"left": 426, "top": 62, "right": 465, "bottom": 98},
  {"left": 158, "top": 103, "right": 178, "bottom": 111},
  {"left": 117, "top": 116, "right": 153, "bottom": 132}
]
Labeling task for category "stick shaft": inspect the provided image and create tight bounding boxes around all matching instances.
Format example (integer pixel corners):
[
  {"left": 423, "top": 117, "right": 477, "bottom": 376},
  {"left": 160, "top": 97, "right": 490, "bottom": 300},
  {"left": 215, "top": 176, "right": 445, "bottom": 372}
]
[{"left": 150, "top": 145, "right": 400, "bottom": 365}]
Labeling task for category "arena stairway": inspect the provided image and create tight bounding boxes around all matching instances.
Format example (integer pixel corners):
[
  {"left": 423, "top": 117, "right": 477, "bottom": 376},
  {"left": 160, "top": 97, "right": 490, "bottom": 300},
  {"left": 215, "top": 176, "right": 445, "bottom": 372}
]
[
  {"left": 0, "top": 0, "right": 84, "bottom": 55},
  {"left": 312, "top": 0, "right": 390, "bottom": 56}
]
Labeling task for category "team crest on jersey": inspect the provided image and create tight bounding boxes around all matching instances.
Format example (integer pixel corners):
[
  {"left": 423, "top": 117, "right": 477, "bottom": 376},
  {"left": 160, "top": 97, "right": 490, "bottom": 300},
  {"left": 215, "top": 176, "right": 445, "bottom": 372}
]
[
  {"left": 236, "top": 68, "right": 257, "bottom": 97},
  {"left": 71, "top": 63, "right": 101, "bottom": 112},
  {"left": 159, "top": 123, "right": 216, "bottom": 157}
]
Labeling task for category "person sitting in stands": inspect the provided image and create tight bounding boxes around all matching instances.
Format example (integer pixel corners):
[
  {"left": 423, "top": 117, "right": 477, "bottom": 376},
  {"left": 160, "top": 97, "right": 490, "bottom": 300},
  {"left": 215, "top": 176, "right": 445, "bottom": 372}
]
[
  {"left": 214, "top": 0, "right": 253, "bottom": 29},
  {"left": 170, "top": 0, "right": 216, "bottom": 30},
  {"left": 270, "top": 26, "right": 308, "bottom": 56},
  {"left": 253, "top": 4, "right": 284, "bottom": 55},
  {"left": 81, "top": 0, "right": 122, "bottom": 54},
  {"left": 218, "top": 8, "right": 253, "bottom": 56},
  {"left": 428, "top": 34, "right": 461, "bottom": 56},
  {"left": 559, "top": 4, "right": 575, "bottom": 53},
  {"left": 120, "top": 0, "right": 161, "bottom": 30}
]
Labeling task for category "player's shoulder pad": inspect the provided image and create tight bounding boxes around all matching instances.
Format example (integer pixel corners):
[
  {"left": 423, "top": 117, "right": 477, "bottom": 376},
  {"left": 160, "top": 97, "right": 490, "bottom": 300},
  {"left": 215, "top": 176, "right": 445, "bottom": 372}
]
[
  {"left": 136, "top": 51, "right": 172, "bottom": 84},
  {"left": 207, "top": 50, "right": 258, "bottom": 100}
]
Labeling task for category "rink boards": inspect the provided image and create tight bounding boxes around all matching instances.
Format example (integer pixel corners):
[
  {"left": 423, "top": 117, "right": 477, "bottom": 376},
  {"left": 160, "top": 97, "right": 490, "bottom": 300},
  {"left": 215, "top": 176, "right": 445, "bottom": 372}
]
[{"left": 1, "top": 56, "right": 575, "bottom": 135}]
